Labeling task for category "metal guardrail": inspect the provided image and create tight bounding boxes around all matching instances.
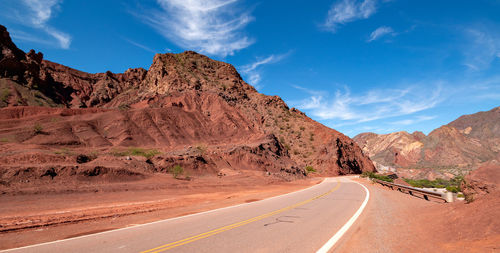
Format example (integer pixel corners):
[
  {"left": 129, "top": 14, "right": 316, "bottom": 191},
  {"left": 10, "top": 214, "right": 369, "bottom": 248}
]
[{"left": 372, "top": 179, "right": 451, "bottom": 202}]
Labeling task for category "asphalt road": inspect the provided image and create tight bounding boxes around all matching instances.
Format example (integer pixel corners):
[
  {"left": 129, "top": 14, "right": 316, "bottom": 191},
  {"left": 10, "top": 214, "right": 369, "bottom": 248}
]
[{"left": 2, "top": 177, "right": 369, "bottom": 253}]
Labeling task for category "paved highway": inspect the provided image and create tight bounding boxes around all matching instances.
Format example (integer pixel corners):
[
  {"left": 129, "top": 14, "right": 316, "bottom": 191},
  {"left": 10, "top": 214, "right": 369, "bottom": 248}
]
[{"left": 2, "top": 177, "right": 369, "bottom": 253}]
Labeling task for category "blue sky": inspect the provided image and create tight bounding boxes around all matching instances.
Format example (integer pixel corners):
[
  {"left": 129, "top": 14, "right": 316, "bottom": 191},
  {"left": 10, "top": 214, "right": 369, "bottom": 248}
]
[{"left": 1, "top": 0, "right": 499, "bottom": 137}]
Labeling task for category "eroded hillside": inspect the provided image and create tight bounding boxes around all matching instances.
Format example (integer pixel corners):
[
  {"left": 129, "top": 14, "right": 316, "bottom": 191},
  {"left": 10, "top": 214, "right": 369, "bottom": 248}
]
[{"left": 0, "top": 25, "right": 375, "bottom": 193}]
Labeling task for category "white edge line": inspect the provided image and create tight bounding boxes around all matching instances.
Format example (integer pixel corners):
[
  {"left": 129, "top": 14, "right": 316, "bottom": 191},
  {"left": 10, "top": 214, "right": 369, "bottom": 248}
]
[
  {"left": 316, "top": 179, "right": 370, "bottom": 253},
  {"left": 1, "top": 178, "right": 328, "bottom": 252}
]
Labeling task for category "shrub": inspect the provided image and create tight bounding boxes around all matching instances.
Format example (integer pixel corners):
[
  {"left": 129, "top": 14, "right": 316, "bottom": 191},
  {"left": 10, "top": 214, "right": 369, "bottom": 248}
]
[
  {"left": 305, "top": 166, "right": 316, "bottom": 174},
  {"left": 195, "top": 144, "right": 207, "bottom": 154},
  {"left": 170, "top": 165, "right": 184, "bottom": 178},
  {"left": 457, "top": 193, "right": 464, "bottom": 198},
  {"left": 111, "top": 147, "right": 160, "bottom": 159},
  {"left": 33, "top": 123, "right": 43, "bottom": 134},
  {"left": 361, "top": 171, "right": 394, "bottom": 182},
  {"left": 403, "top": 176, "right": 464, "bottom": 190},
  {"left": 0, "top": 89, "right": 10, "bottom": 103},
  {"left": 129, "top": 147, "right": 161, "bottom": 159},
  {"left": 446, "top": 186, "right": 459, "bottom": 193},
  {"left": 465, "top": 194, "right": 474, "bottom": 203}
]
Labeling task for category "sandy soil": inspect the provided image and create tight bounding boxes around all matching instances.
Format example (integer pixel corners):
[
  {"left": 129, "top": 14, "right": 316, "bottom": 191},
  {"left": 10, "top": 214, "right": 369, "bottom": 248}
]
[
  {"left": 336, "top": 178, "right": 500, "bottom": 253},
  {"left": 0, "top": 173, "right": 321, "bottom": 250}
]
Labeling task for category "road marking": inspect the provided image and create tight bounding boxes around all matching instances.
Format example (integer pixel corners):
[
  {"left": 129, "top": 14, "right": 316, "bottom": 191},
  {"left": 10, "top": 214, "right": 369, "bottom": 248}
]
[
  {"left": 316, "top": 179, "right": 370, "bottom": 253},
  {"left": 141, "top": 181, "right": 342, "bottom": 253}
]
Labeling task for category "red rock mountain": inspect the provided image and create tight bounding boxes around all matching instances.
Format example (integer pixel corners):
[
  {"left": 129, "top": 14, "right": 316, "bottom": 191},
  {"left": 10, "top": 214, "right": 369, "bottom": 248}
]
[
  {"left": 0, "top": 25, "right": 374, "bottom": 191},
  {"left": 354, "top": 106, "right": 500, "bottom": 179}
]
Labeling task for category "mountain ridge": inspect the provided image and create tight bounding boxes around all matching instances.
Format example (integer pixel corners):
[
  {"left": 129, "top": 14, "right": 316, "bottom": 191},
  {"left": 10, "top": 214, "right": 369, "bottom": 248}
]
[
  {"left": 0, "top": 24, "right": 375, "bottom": 192},
  {"left": 354, "top": 106, "right": 500, "bottom": 179}
]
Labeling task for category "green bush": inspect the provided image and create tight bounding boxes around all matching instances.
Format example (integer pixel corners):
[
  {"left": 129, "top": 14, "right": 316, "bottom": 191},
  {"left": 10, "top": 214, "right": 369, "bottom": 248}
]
[
  {"left": 403, "top": 176, "right": 464, "bottom": 190},
  {"left": 446, "top": 186, "right": 459, "bottom": 193},
  {"left": 305, "top": 166, "right": 316, "bottom": 174},
  {"left": 111, "top": 147, "right": 160, "bottom": 159},
  {"left": 170, "top": 165, "right": 184, "bottom": 178},
  {"left": 129, "top": 147, "right": 160, "bottom": 159},
  {"left": 361, "top": 171, "right": 394, "bottom": 182}
]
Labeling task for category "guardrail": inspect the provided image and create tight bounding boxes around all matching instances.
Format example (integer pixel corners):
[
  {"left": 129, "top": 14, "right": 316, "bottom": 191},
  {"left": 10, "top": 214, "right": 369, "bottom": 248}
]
[{"left": 372, "top": 179, "right": 452, "bottom": 203}]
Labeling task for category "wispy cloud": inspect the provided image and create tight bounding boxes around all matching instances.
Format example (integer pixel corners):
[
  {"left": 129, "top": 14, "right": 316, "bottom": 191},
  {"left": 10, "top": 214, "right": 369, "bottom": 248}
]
[
  {"left": 122, "top": 37, "right": 157, "bottom": 54},
  {"left": 390, "top": 115, "right": 436, "bottom": 126},
  {"left": 240, "top": 53, "right": 290, "bottom": 86},
  {"left": 3, "top": 0, "right": 72, "bottom": 49},
  {"left": 367, "top": 26, "right": 396, "bottom": 42},
  {"left": 323, "top": 0, "right": 377, "bottom": 32},
  {"left": 462, "top": 26, "right": 500, "bottom": 70},
  {"left": 292, "top": 84, "right": 443, "bottom": 123},
  {"left": 137, "top": 0, "right": 254, "bottom": 57}
]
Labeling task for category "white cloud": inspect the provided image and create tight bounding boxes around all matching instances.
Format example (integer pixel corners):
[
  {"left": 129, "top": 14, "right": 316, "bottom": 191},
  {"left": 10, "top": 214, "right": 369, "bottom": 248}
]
[
  {"left": 122, "top": 37, "right": 157, "bottom": 54},
  {"left": 323, "top": 0, "right": 377, "bottom": 32},
  {"left": 391, "top": 115, "right": 436, "bottom": 126},
  {"left": 240, "top": 53, "right": 289, "bottom": 86},
  {"left": 22, "top": 0, "right": 60, "bottom": 25},
  {"left": 463, "top": 27, "right": 500, "bottom": 70},
  {"left": 1, "top": 0, "right": 71, "bottom": 49},
  {"left": 43, "top": 26, "right": 71, "bottom": 49},
  {"left": 139, "top": 0, "right": 254, "bottom": 57},
  {"left": 292, "top": 84, "right": 443, "bottom": 123},
  {"left": 367, "top": 26, "right": 396, "bottom": 42}
]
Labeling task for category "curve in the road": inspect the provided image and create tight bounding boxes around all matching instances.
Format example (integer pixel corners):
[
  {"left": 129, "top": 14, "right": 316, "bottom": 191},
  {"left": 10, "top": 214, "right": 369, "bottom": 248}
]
[{"left": 2, "top": 177, "right": 370, "bottom": 253}]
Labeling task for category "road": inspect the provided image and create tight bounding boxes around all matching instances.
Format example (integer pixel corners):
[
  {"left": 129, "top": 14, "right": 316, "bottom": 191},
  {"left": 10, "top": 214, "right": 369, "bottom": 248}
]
[{"left": 2, "top": 177, "right": 369, "bottom": 253}]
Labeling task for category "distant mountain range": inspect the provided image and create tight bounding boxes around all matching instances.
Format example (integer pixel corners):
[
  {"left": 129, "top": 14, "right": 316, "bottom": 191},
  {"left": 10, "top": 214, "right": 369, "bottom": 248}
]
[{"left": 354, "top": 106, "right": 500, "bottom": 179}]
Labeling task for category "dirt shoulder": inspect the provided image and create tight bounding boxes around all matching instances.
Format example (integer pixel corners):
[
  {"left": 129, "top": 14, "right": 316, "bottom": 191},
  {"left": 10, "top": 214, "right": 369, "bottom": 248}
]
[
  {"left": 335, "top": 178, "right": 500, "bottom": 253},
  {"left": 0, "top": 173, "right": 321, "bottom": 250}
]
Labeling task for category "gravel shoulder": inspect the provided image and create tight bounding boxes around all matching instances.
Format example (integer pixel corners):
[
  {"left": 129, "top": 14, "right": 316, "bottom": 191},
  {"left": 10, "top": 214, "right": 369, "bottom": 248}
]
[{"left": 335, "top": 178, "right": 500, "bottom": 253}]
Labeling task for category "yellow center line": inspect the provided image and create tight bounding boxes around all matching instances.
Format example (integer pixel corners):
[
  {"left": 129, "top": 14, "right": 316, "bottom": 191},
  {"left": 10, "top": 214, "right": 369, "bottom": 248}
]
[{"left": 140, "top": 181, "right": 341, "bottom": 253}]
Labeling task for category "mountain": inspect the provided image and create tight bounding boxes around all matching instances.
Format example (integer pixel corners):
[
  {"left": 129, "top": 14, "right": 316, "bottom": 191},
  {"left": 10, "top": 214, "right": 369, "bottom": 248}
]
[
  {"left": 0, "top": 25, "right": 374, "bottom": 192},
  {"left": 354, "top": 107, "right": 500, "bottom": 179}
]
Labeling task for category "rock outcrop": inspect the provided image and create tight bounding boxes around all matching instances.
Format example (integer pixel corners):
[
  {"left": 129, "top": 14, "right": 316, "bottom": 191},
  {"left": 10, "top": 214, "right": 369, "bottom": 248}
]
[{"left": 461, "top": 162, "right": 500, "bottom": 200}]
